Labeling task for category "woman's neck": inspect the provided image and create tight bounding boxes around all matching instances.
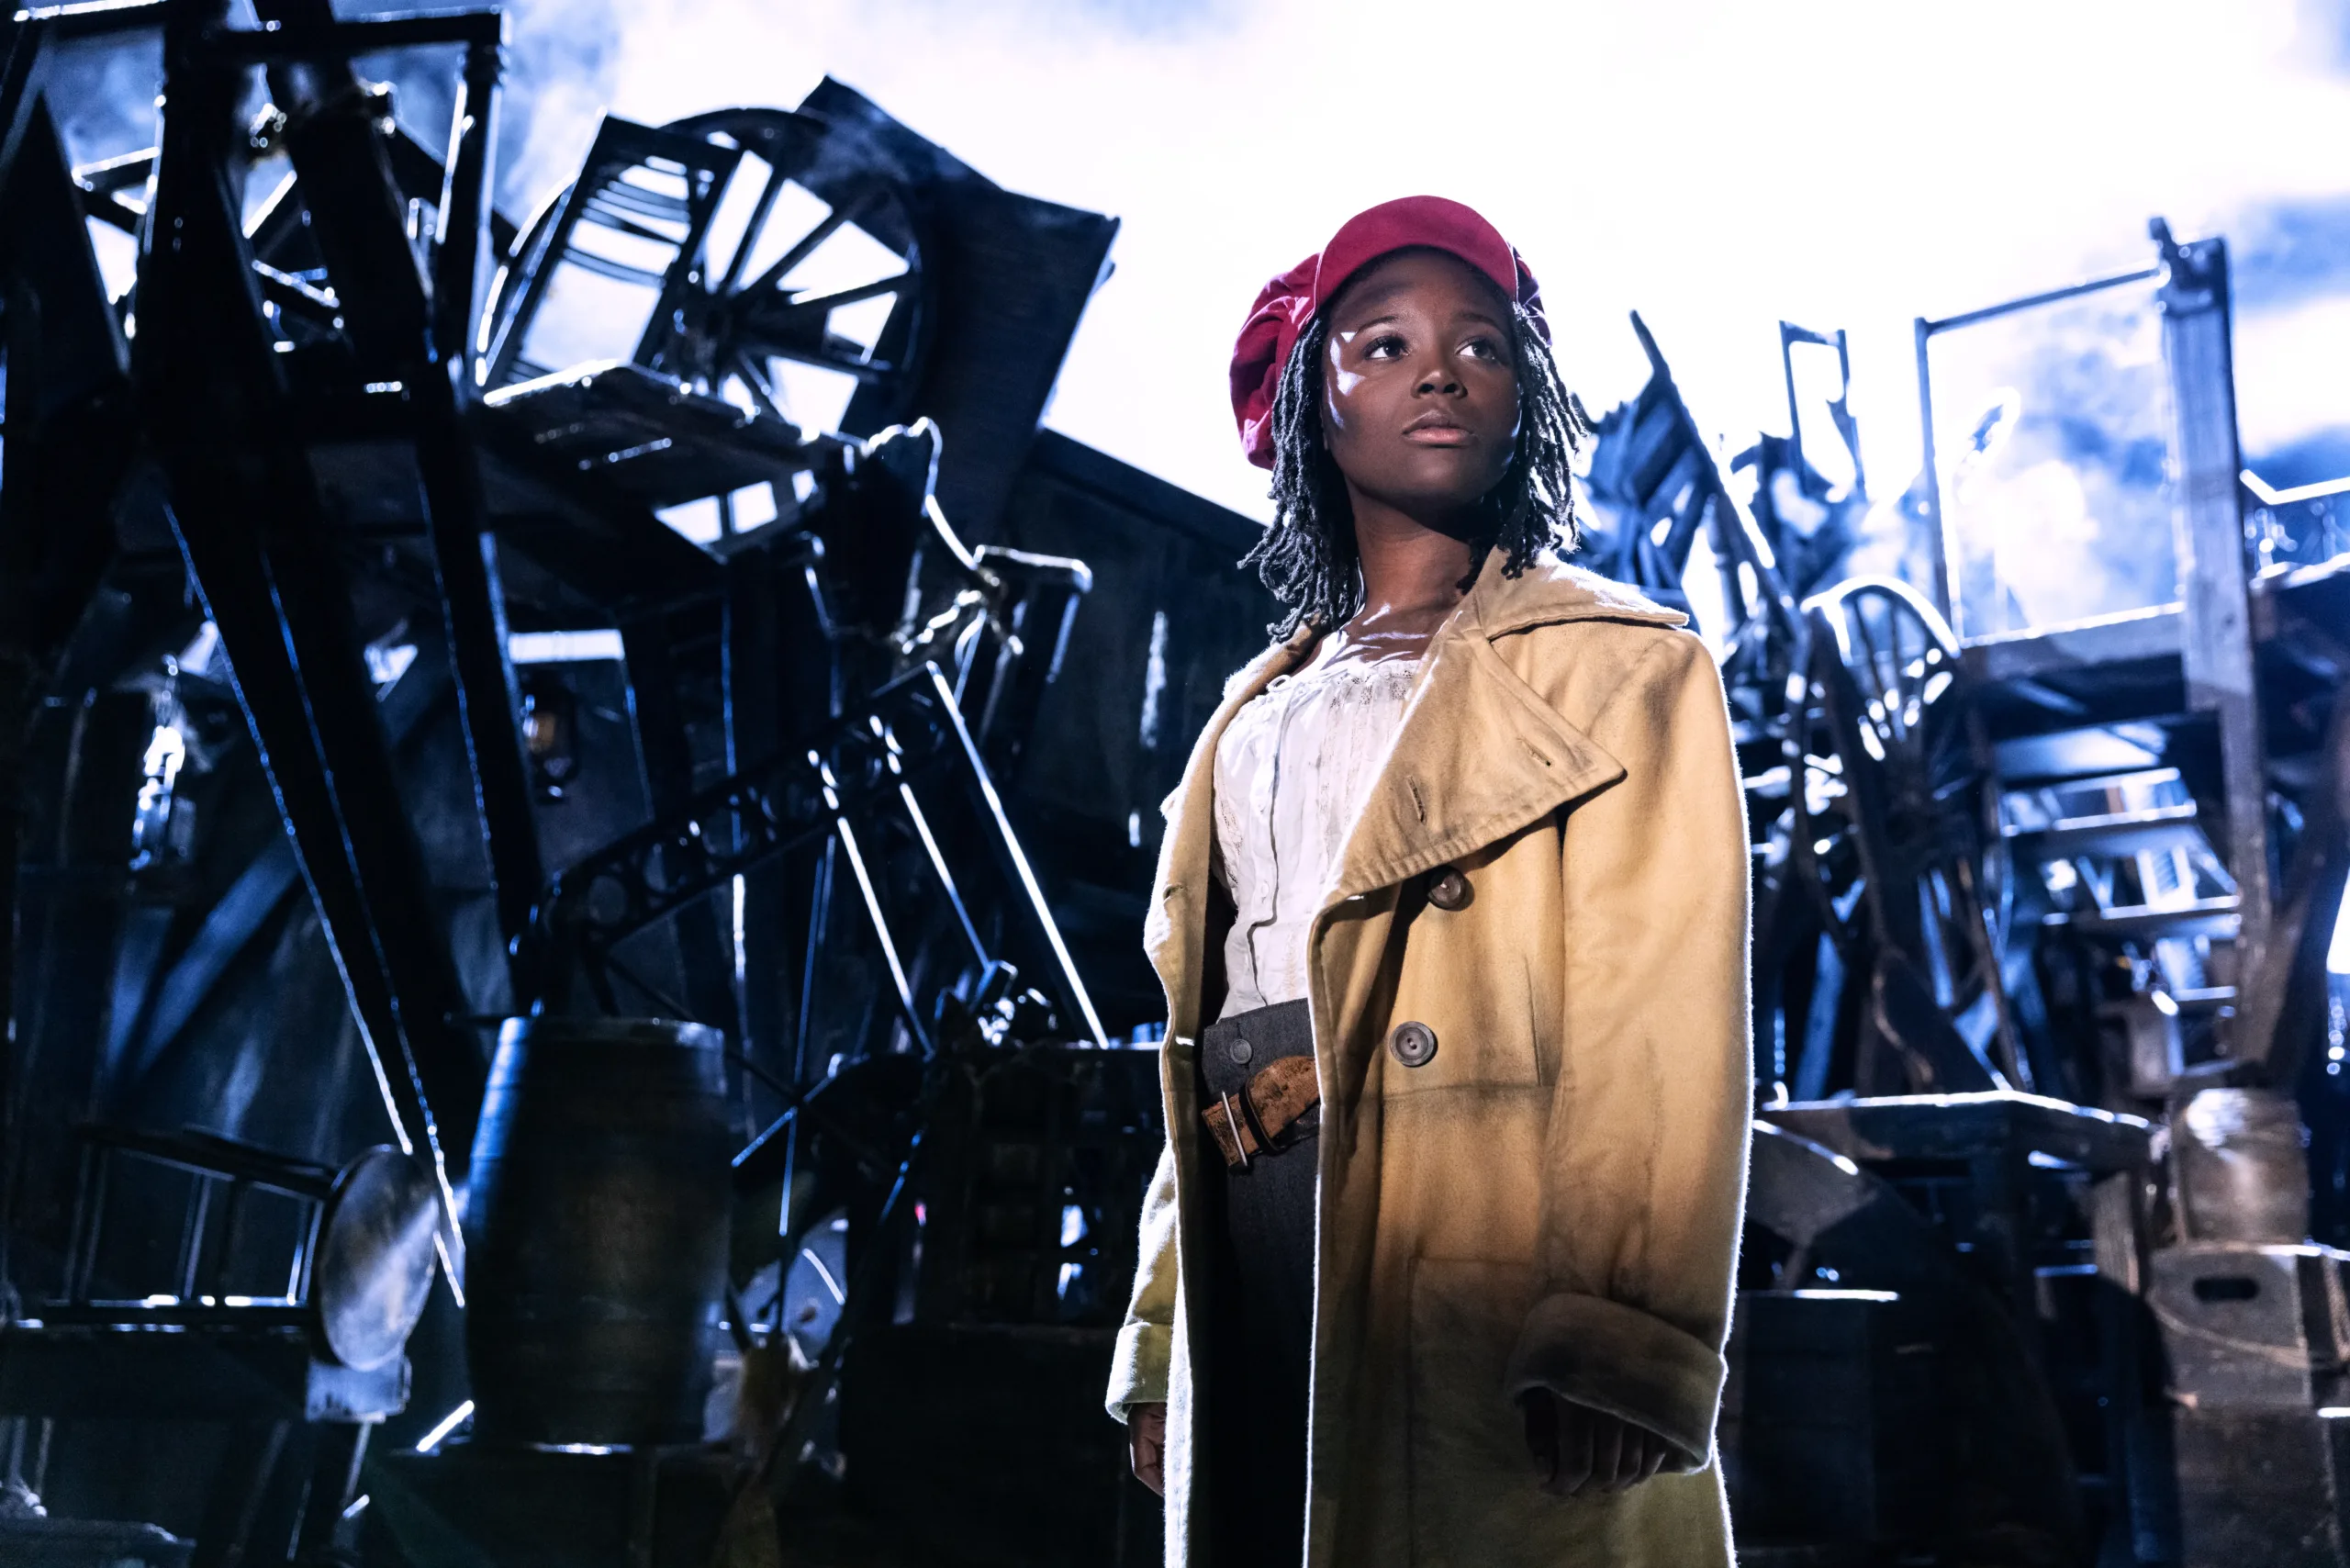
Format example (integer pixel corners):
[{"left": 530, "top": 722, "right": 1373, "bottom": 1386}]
[{"left": 1323, "top": 493, "right": 1480, "bottom": 667}]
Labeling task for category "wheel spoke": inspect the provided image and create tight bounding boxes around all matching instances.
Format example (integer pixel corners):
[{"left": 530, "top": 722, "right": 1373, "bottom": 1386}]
[
  {"left": 779, "top": 271, "right": 913, "bottom": 316},
  {"left": 744, "top": 187, "right": 875, "bottom": 300},
  {"left": 718, "top": 162, "right": 789, "bottom": 296},
  {"left": 729, "top": 350, "right": 790, "bottom": 423},
  {"left": 750, "top": 342, "right": 898, "bottom": 385},
  {"left": 731, "top": 275, "right": 912, "bottom": 374}
]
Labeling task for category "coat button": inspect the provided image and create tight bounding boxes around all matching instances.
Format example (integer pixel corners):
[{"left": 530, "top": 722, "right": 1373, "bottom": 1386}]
[
  {"left": 1388, "top": 1021, "right": 1438, "bottom": 1069},
  {"left": 1427, "top": 868, "right": 1471, "bottom": 912},
  {"left": 1229, "top": 1037, "right": 1253, "bottom": 1065}
]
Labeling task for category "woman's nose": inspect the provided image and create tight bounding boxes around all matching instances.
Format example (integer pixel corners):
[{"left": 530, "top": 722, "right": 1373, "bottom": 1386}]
[{"left": 1415, "top": 359, "right": 1463, "bottom": 397}]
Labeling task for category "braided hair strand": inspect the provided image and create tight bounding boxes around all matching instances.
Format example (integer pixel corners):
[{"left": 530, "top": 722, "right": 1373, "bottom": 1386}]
[{"left": 1239, "top": 300, "right": 1591, "bottom": 638}]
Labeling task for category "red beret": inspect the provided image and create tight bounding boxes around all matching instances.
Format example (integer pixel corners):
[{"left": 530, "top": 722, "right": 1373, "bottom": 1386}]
[{"left": 1229, "top": 196, "right": 1547, "bottom": 470}]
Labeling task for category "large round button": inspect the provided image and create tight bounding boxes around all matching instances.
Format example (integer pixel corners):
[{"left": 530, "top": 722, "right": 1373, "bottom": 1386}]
[
  {"left": 1388, "top": 1021, "right": 1438, "bottom": 1069},
  {"left": 1229, "top": 1036, "right": 1254, "bottom": 1066},
  {"left": 1427, "top": 868, "right": 1471, "bottom": 912}
]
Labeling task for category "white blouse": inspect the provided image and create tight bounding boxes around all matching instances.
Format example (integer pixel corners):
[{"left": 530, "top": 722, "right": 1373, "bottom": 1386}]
[{"left": 1210, "top": 649, "right": 1419, "bottom": 1020}]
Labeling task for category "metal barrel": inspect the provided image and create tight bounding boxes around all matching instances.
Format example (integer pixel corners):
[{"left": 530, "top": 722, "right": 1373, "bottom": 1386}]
[{"left": 464, "top": 1016, "right": 731, "bottom": 1446}]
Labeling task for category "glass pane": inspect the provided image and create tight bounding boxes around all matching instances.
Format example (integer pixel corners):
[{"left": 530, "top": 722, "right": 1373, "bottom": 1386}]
[{"left": 1929, "top": 279, "right": 2177, "bottom": 640}]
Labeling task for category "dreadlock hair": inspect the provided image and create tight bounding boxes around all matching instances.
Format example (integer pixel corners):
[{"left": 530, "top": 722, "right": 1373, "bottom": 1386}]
[{"left": 1240, "top": 297, "right": 1594, "bottom": 639}]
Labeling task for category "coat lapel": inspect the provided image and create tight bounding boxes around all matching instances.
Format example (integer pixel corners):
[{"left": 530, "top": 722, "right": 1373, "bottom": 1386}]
[
  {"left": 1326, "top": 631, "right": 1625, "bottom": 902},
  {"left": 1326, "top": 566, "right": 1648, "bottom": 904}
]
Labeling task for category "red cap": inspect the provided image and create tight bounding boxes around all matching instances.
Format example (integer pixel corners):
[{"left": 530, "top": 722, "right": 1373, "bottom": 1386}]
[{"left": 1229, "top": 196, "right": 1547, "bottom": 470}]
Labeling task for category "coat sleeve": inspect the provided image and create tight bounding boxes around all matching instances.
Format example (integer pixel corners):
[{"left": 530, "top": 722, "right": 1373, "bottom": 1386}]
[
  {"left": 1501, "top": 631, "right": 1751, "bottom": 1472},
  {"left": 1105, "top": 1142, "right": 1180, "bottom": 1422}
]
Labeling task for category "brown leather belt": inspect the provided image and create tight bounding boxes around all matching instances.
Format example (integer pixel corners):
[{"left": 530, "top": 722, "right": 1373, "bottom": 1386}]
[{"left": 1202, "top": 1054, "right": 1320, "bottom": 1170}]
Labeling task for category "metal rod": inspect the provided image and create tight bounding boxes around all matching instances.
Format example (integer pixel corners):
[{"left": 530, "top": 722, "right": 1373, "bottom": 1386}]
[
  {"left": 602, "top": 949, "right": 695, "bottom": 1022},
  {"left": 1919, "top": 264, "right": 2164, "bottom": 338},
  {"left": 923, "top": 689, "right": 1110, "bottom": 1048},
  {"left": 752, "top": 1107, "right": 927, "bottom": 1503},
  {"left": 13, "top": 0, "right": 168, "bottom": 40},
  {"left": 173, "top": 1173, "right": 212, "bottom": 1300},
  {"left": 896, "top": 780, "right": 987, "bottom": 965},
  {"left": 715, "top": 161, "right": 786, "bottom": 297},
  {"left": 431, "top": 40, "right": 502, "bottom": 378},
  {"left": 1778, "top": 325, "right": 1805, "bottom": 481},
  {"left": 201, "top": 8, "right": 503, "bottom": 62},
  {"left": 1914, "top": 315, "right": 1956, "bottom": 630},
  {"left": 742, "top": 189, "right": 869, "bottom": 302},
  {"left": 2156, "top": 231, "right": 2273, "bottom": 996},
  {"left": 830, "top": 814, "right": 929, "bottom": 1055}
]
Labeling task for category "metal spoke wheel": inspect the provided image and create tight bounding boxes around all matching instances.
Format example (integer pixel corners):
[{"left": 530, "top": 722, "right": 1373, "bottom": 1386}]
[{"left": 487, "top": 106, "right": 935, "bottom": 432}]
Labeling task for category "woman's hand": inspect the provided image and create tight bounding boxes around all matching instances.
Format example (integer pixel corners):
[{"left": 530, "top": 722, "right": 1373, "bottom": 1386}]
[
  {"left": 1522, "top": 1392, "right": 1671, "bottom": 1496},
  {"left": 1129, "top": 1402, "right": 1168, "bottom": 1495}
]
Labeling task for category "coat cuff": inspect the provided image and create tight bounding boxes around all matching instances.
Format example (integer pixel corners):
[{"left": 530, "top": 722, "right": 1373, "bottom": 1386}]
[
  {"left": 1502, "top": 1291, "right": 1727, "bottom": 1471},
  {"left": 1104, "top": 1320, "right": 1172, "bottom": 1423}
]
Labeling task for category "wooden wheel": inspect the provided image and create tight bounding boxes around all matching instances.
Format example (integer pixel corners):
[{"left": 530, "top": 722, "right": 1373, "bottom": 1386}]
[
  {"left": 1786, "top": 577, "right": 2023, "bottom": 1094},
  {"left": 486, "top": 106, "right": 934, "bottom": 432},
  {"left": 658, "top": 106, "right": 934, "bottom": 428}
]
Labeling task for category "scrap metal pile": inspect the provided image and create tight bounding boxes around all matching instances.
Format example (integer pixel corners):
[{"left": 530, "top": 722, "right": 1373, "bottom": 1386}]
[
  {"left": 0, "top": 3, "right": 2345, "bottom": 1566},
  {"left": 1578, "top": 238, "right": 2350, "bottom": 1566},
  {"left": 0, "top": 2, "right": 1194, "bottom": 1561}
]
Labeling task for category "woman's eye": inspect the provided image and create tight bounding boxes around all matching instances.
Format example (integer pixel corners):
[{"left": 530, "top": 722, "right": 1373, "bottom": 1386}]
[
  {"left": 1461, "top": 337, "right": 1503, "bottom": 362},
  {"left": 1365, "top": 333, "right": 1407, "bottom": 360}
]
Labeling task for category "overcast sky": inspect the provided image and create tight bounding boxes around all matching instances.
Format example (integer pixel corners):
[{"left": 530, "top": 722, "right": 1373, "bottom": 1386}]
[{"left": 473, "top": 0, "right": 2350, "bottom": 522}]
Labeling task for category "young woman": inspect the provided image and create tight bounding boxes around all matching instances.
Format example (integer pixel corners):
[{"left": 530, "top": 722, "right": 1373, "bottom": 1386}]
[{"left": 1104, "top": 197, "right": 1752, "bottom": 1567}]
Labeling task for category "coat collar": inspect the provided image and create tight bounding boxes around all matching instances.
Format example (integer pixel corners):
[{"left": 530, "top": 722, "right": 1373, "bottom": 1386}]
[
  {"left": 1468, "top": 552, "right": 1689, "bottom": 641},
  {"left": 1327, "top": 556, "right": 1682, "bottom": 899},
  {"left": 1143, "top": 551, "right": 1684, "bottom": 1029}
]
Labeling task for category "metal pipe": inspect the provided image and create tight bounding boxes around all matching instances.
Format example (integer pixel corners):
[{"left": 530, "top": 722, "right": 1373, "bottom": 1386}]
[{"left": 1919, "top": 263, "right": 2164, "bottom": 337}]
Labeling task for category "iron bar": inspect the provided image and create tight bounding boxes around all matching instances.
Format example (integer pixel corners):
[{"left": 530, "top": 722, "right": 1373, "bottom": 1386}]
[
  {"left": 140, "top": 0, "right": 477, "bottom": 1226},
  {"left": 253, "top": 0, "right": 546, "bottom": 1006},
  {"left": 201, "top": 8, "right": 502, "bottom": 63},
  {"left": 1919, "top": 263, "right": 2164, "bottom": 338},
  {"left": 2234, "top": 638, "right": 2350, "bottom": 1081},
  {"left": 617, "top": 613, "right": 739, "bottom": 1026},
  {"left": 2154, "top": 225, "right": 2273, "bottom": 985}
]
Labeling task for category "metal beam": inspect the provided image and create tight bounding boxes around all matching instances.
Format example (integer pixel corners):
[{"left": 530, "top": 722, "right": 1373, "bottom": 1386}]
[
  {"left": 617, "top": 611, "right": 737, "bottom": 1028},
  {"left": 252, "top": 0, "right": 545, "bottom": 1006},
  {"left": 2, "top": 95, "right": 140, "bottom": 1182},
  {"left": 2154, "top": 221, "right": 2273, "bottom": 980},
  {"left": 203, "top": 8, "right": 500, "bottom": 62},
  {"left": 725, "top": 552, "right": 789, "bottom": 1084},
  {"left": 2234, "top": 678, "right": 2349, "bottom": 1082},
  {"left": 135, "top": 0, "right": 477, "bottom": 1213},
  {"left": 0, "top": 16, "right": 50, "bottom": 193}
]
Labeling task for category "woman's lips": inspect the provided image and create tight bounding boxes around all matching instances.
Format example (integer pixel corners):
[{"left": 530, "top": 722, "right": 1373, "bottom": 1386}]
[{"left": 1402, "top": 423, "right": 1474, "bottom": 446}]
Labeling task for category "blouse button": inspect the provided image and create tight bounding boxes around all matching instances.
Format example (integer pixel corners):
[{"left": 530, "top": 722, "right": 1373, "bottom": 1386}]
[
  {"left": 1427, "top": 868, "right": 1472, "bottom": 912},
  {"left": 1388, "top": 1021, "right": 1438, "bottom": 1070}
]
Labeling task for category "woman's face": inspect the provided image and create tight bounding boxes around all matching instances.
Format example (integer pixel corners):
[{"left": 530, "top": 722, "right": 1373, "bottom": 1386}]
[{"left": 1319, "top": 249, "right": 1520, "bottom": 531}]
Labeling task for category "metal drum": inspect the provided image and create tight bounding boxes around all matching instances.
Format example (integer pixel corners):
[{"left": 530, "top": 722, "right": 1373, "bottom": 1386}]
[{"left": 464, "top": 1016, "right": 731, "bottom": 1446}]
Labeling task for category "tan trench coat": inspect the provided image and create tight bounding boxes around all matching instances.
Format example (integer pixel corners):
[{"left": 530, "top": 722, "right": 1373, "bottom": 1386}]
[{"left": 1105, "top": 554, "right": 1753, "bottom": 1568}]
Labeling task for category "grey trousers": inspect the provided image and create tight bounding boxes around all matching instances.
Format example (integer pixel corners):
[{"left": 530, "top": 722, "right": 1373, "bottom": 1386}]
[{"left": 1196, "top": 998, "right": 1317, "bottom": 1568}]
